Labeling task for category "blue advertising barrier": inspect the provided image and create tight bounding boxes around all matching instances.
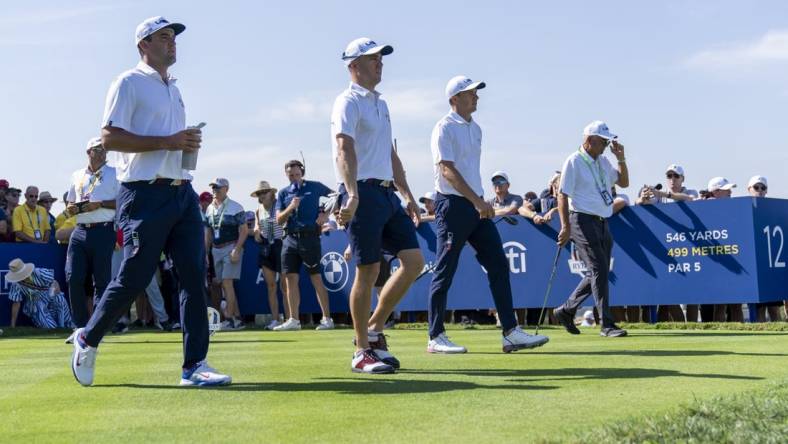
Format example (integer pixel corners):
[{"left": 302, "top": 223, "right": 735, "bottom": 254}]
[
  {"left": 236, "top": 196, "right": 787, "bottom": 314},
  {"left": 2, "top": 197, "right": 786, "bottom": 324}
]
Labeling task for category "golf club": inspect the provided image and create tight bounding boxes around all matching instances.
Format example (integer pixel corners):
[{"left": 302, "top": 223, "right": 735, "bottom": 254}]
[{"left": 535, "top": 244, "right": 562, "bottom": 335}]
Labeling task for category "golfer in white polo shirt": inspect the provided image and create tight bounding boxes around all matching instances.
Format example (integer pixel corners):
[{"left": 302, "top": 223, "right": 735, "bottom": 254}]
[
  {"left": 71, "top": 16, "right": 230, "bottom": 387},
  {"left": 427, "top": 76, "right": 549, "bottom": 354},
  {"left": 331, "top": 37, "right": 425, "bottom": 374}
]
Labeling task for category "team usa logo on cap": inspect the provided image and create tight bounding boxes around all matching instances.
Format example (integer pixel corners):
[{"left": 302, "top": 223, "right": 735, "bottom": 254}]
[
  {"left": 341, "top": 37, "right": 393, "bottom": 65},
  {"left": 445, "top": 75, "right": 486, "bottom": 98}
]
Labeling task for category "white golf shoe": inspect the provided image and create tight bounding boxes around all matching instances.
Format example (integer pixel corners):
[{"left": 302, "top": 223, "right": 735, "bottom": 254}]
[
  {"left": 273, "top": 317, "right": 301, "bottom": 331},
  {"left": 502, "top": 327, "right": 549, "bottom": 353},
  {"left": 65, "top": 329, "right": 77, "bottom": 344},
  {"left": 179, "top": 361, "right": 232, "bottom": 387},
  {"left": 427, "top": 333, "right": 468, "bottom": 354},
  {"left": 71, "top": 328, "right": 98, "bottom": 386},
  {"left": 315, "top": 317, "right": 335, "bottom": 330}
]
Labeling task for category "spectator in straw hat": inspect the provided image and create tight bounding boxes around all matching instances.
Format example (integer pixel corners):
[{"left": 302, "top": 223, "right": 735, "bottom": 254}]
[
  {"left": 37, "top": 191, "right": 58, "bottom": 243},
  {"left": 251, "top": 180, "right": 287, "bottom": 330},
  {"left": 6, "top": 258, "right": 72, "bottom": 329}
]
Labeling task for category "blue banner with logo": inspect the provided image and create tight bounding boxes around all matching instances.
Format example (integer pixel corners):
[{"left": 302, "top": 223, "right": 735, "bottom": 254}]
[
  {"left": 2, "top": 197, "right": 786, "bottom": 325},
  {"left": 236, "top": 197, "right": 787, "bottom": 314}
]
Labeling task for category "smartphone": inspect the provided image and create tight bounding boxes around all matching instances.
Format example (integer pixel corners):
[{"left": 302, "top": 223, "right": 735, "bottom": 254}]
[
  {"left": 190, "top": 122, "right": 207, "bottom": 130},
  {"left": 74, "top": 201, "right": 92, "bottom": 213}
]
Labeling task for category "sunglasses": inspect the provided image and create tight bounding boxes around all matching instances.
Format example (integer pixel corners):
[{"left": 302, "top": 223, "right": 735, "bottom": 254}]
[
  {"left": 753, "top": 185, "right": 767, "bottom": 191},
  {"left": 27, "top": 194, "right": 38, "bottom": 198},
  {"left": 666, "top": 173, "right": 681, "bottom": 179},
  {"left": 210, "top": 185, "right": 225, "bottom": 190}
]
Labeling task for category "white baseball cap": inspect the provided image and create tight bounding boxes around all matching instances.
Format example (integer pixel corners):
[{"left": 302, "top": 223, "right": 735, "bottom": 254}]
[
  {"left": 135, "top": 16, "right": 185, "bottom": 45},
  {"left": 341, "top": 37, "right": 393, "bottom": 66},
  {"left": 419, "top": 191, "right": 437, "bottom": 203},
  {"left": 445, "top": 75, "right": 486, "bottom": 99},
  {"left": 491, "top": 171, "right": 509, "bottom": 184},
  {"left": 748, "top": 175, "right": 768, "bottom": 188},
  {"left": 583, "top": 120, "right": 618, "bottom": 140},
  {"left": 665, "top": 164, "right": 685, "bottom": 176},
  {"left": 85, "top": 137, "right": 103, "bottom": 151},
  {"left": 707, "top": 177, "right": 736, "bottom": 192}
]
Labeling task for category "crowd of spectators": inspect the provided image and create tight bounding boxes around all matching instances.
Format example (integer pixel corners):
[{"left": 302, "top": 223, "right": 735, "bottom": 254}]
[{"left": 1, "top": 162, "right": 786, "bottom": 333}]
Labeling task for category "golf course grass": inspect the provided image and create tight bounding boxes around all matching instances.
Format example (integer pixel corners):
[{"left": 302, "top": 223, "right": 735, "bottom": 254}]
[{"left": 1, "top": 325, "right": 786, "bottom": 443}]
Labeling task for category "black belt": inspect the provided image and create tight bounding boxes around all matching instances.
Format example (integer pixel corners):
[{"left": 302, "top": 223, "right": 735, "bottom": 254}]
[
  {"left": 286, "top": 229, "right": 319, "bottom": 238},
  {"left": 571, "top": 211, "right": 606, "bottom": 222},
  {"left": 360, "top": 178, "right": 394, "bottom": 188},
  {"left": 77, "top": 222, "right": 113, "bottom": 229},
  {"left": 131, "top": 179, "right": 191, "bottom": 186}
]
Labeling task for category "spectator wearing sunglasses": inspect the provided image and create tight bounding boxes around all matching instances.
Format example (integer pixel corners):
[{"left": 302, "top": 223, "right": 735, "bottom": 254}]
[
  {"left": 637, "top": 164, "right": 698, "bottom": 205},
  {"left": 748, "top": 176, "right": 784, "bottom": 321},
  {"left": 747, "top": 176, "right": 768, "bottom": 198},
  {"left": 12, "top": 186, "right": 51, "bottom": 243}
]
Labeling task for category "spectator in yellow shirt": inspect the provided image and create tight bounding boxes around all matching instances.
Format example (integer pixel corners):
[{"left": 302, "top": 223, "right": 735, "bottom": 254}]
[
  {"left": 55, "top": 197, "right": 78, "bottom": 245},
  {"left": 12, "top": 186, "right": 51, "bottom": 243}
]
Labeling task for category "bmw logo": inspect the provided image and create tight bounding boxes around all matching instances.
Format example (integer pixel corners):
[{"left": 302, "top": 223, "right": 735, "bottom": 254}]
[{"left": 321, "top": 251, "right": 349, "bottom": 292}]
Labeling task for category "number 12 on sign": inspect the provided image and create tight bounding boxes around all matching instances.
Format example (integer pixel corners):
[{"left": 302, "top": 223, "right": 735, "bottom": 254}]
[{"left": 763, "top": 225, "right": 785, "bottom": 268}]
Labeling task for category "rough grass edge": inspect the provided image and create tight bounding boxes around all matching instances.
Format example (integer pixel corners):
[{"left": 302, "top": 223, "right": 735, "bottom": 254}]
[{"left": 544, "top": 379, "right": 788, "bottom": 444}]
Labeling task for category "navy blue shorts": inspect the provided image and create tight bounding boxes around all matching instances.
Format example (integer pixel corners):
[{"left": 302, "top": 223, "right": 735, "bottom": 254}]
[
  {"left": 281, "top": 233, "right": 322, "bottom": 275},
  {"left": 340, "top": 181, "right": 419, "bottom": 266},
  {"left": 257, "top": 238, "right": 283, "bottom": 273}
]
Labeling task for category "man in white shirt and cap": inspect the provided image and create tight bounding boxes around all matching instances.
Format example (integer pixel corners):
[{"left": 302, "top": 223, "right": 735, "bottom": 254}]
[
  {"left": 553, "top": 121, "right": 629, "bottom": 338},
  {"left": 64, "top": 137, "right": 118, "bottom": 334},
  {"left": 331, "top": 37, "right": 425, "bottom": 374},
  {"left": 70, "top": 16, "right": 230, "bottom": 387},
  {"left": 427, "top": 75, "right": 549, "bottom": 354}
]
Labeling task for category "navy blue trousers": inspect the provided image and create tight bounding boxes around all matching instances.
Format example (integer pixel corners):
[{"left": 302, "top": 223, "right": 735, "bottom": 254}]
[
  {"left": 65, "top": 224, "right": 115, "bottom": 328},
  {"left": 84, "top": 182, "right": 209, "bottom": 368},
  {"left": 428, "top": 193, "right": 517, "bottom": 338}
]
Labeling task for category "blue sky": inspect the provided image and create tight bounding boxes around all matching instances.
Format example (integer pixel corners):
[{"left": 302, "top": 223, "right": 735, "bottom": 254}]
[{"left": 2, "top": 1, "right": 787, "bottom": 212}]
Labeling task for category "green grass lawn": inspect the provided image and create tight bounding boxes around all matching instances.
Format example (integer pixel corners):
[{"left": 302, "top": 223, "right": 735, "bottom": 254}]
[{"left": 0, "top": 326, "right": 786, "bottom": 443}]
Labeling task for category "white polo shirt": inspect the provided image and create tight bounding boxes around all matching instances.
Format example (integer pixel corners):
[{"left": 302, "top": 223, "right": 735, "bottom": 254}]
[
  {"left": 102, "top": 61, "right": 189, "bottom": 182},
  {"left": 66, "top": 164, "right": 119, "bottom": 224},
  {"left": 559, "top": 148, "right": 619, "bottom": 218},
  {"left": 431, "top": 111, "right": 484, "bottom": 198},
  {"left": 330, "top": 82, "right": 393, "bottom": 183}
]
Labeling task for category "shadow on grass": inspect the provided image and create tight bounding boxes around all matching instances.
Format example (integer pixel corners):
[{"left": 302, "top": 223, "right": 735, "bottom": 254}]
[
  {"left": 490, "top": 349, "right": 787, "bottom": 358},
  {"left": 399, "top": 367, "right": 764, "bottom": 382},
  {"left": 629, "top": 331, "right": 788, "bottom": 337},
  {"left": 105, "top": 339, "right": 295, "bottom": 345},
  {"left": 97, "top": 378, "right": 558, "bottom": 394}
]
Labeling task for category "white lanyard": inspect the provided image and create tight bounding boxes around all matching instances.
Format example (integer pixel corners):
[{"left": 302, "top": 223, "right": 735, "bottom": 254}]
[{"left": 210, "top": 202, "right": 227, "bottom": 230}]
